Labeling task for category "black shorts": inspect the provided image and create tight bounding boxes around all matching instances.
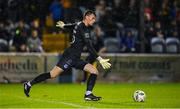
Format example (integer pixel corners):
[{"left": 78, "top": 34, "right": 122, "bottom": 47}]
[
  {"left": 86, "top": 54, "right": 96, "bottom": 64},
  {"left": 56, "top": 55, "right": 87, "bottom": 71}
]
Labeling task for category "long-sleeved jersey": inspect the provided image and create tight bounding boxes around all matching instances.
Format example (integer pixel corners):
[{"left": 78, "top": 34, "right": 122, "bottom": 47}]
[{"left": 62, "top": 22, "right": 98, "bottom": 59}]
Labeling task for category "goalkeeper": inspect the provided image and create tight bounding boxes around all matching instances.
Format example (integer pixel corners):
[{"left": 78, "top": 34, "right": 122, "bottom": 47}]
[{"left": 23, "top": 10, "right": 111, "bottom": 101}]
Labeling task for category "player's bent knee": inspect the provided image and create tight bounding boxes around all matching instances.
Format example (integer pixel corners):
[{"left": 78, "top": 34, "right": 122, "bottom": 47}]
[
  {"left": 50, "top": 66, "right": 63, "bottom": 78},
  {"left": 84, "top": 64, "right": 99, "bottom": 75},
  {"left": 89, "top": 67, "right": 98, "bottom": 75}
]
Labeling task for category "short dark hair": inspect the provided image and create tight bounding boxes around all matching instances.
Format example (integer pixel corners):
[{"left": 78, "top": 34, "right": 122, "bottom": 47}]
[{"left": 83, "top": 10, "right": 96, "bottom": 19}]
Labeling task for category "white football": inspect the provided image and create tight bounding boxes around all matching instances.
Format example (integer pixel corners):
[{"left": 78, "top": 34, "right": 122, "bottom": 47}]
[{"left": 133, "top": 90, "right": 146, "bottom": 102}]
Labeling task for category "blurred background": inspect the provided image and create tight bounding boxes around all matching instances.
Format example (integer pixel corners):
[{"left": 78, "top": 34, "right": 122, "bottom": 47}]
[{"left": 0, "top": 0, "right": 180, "bottom": 83}]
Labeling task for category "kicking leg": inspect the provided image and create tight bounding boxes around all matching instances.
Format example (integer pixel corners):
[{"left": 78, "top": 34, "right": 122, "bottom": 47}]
[
  {"left": 83, "top": 63, "right": 101, "bottom": 101},
  {"left": 24, "top": 66, "right": 63, "bottom": 97}
]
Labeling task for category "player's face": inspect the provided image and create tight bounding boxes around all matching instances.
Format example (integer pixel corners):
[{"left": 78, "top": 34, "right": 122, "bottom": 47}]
[{"left": 86, "top": 14, "right": 96, "bottom": 26}]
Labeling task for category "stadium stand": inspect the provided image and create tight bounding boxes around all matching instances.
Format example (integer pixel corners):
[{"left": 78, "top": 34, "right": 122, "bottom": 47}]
[
  {"left": 165, "top": 37, "right": 180, "bottom": 53},
  {"left": 104, "top": 38, "right": 119, "bottom": 53},
  {"left": 0, "top": 0, "right": 179, "bottom": 53},
  {"left": 151, "top": 37, "right": 165, "bottom": 53}
]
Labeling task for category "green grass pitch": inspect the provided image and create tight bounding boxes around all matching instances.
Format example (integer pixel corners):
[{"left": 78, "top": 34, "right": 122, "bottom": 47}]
[{"left": 0, "top": 83, "right": 180, "bottom": 108}]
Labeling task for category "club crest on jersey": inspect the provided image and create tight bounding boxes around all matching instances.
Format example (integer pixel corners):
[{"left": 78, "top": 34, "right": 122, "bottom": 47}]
[
  {"left": 85, "top": 33, "right": 90, "bottom": 38},
  {"left": 63, "top": 64, "right": 69, "bottom": 69}
]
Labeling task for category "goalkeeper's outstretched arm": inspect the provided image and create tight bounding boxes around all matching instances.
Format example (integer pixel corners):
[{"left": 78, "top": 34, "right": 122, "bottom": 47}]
[{"left": 56, "top": 21, "right": 78, "bottom": 29}]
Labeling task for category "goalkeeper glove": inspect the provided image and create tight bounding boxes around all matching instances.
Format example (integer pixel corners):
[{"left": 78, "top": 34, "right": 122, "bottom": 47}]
[
  {"left": 97, "top": 56, "right": 111, "bottom": 69},
  {"left": 56, "top": 21, "right": 65, "bottom": 28}
]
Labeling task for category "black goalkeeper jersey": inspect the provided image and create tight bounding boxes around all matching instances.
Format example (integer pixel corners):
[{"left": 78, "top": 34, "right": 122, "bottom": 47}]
[{"left": 62, "top": 22, "right": 98, "bottom": 59}]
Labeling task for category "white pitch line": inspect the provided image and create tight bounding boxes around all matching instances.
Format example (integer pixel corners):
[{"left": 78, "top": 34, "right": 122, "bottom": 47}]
[{"left": 15, "top": 96, "right": 95, "bottom": 108}]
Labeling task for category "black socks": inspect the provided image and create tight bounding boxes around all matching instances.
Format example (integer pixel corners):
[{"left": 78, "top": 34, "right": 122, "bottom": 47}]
[
  {"left": 29, "top": 72, "right": 97, "bottom": 93},
  {"left": 86, "top": 74, "right": 97, "bottom": 91},
  {"left": 30, "top": 72, "right": 51, "bottom": 86}
]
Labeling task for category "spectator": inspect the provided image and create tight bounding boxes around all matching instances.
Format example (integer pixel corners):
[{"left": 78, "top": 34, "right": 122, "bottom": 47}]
[
  {"left": 167, "top": 20, "right": 178, "bottom": 37},
  {"left": 50, "top": 0, "right": 64, "bottom": 24},
  {"left": 4, "top": 20, "right": 15, "bottom": 42},
  {"left": 91, "top": 25, "right": 106, "bottom": 53},
  {"left": 62, "top": 0, "right": 82, "bottom": 23},
  {"left": 0, "top": 22, "right": 9, "bottom": 52},
  {"left": 13, "top": 20, "right": 30, "bottom": 52},
  {"left": 98, "top": 9, "right": 118, "bottom": 38},
  {"left": 154, "top": 21, "right": 164, "bottom": 36},
  {"left": 121, "top": 29, "right": 136, "bottom": 53},
  {"left": 31, "top": 19, "right": 42, "bottom": 39},
  {"left": 144, "top": 13, "right": 154, "bottom": 53},
  {"left": 0, "top": 22, "right": 9, "bottom": 41},
  {"left": 27, "top": 29, "right": 43, "bottom": 52},
  {"left": 153, "top": 21, "right": 164, "bottom": 39}
]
